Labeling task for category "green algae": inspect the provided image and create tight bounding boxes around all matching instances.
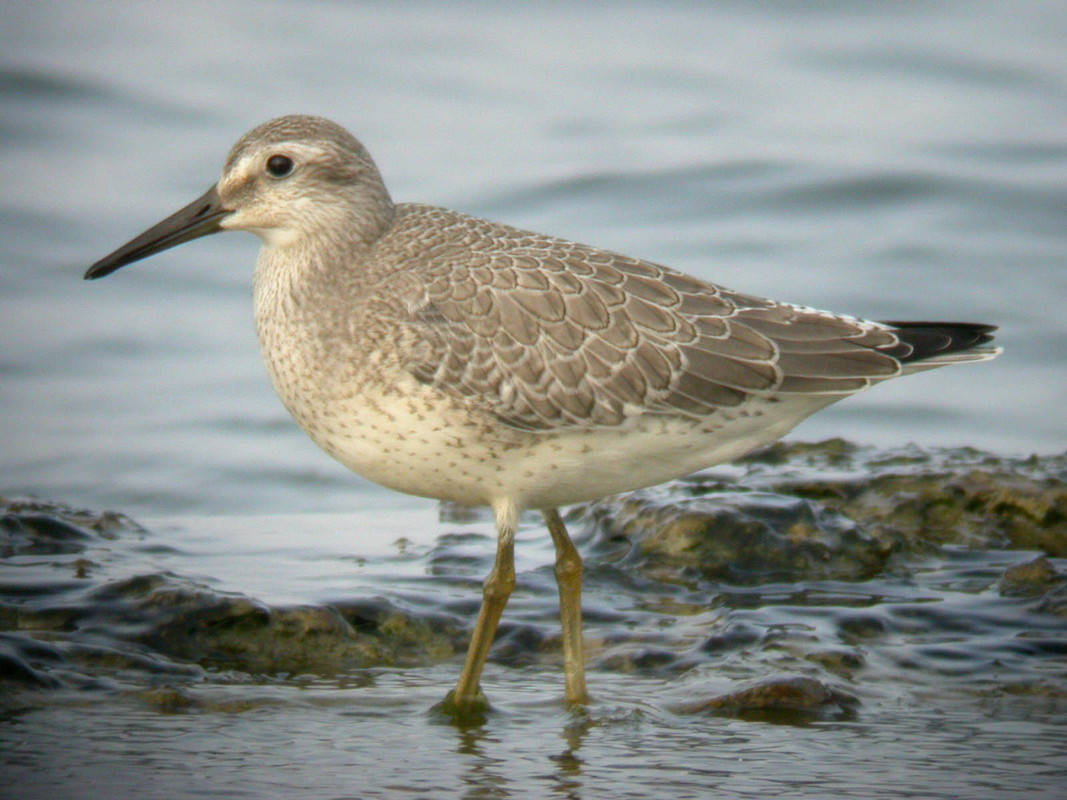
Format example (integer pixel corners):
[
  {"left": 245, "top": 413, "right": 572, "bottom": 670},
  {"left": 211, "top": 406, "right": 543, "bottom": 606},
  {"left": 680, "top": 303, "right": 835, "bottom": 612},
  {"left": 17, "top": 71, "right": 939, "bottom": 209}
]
[{"left": 584, "top": 442, "right": 1067, "bottom": 583}]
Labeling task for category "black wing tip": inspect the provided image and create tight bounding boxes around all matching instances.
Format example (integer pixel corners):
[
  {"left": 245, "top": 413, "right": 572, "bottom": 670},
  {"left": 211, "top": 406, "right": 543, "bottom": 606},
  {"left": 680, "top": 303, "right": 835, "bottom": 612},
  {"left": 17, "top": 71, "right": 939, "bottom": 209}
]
[{"left": 879, "top": 321, "right": 998, "bottom": 363}]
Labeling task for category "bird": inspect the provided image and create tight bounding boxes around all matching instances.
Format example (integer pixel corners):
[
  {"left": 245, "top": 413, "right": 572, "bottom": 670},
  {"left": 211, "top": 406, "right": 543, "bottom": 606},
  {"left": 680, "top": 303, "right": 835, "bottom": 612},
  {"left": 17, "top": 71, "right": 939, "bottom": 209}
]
[{"left": 86, "top": 115, "right": 999, "bottom": 712}]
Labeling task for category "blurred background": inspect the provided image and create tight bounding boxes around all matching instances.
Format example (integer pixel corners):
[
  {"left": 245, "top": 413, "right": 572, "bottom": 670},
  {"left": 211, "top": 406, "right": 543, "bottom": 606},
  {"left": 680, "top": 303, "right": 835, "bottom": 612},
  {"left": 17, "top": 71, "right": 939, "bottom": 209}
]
[{"left": 3, "top": 1, "right": 1065, "bottom": 517}]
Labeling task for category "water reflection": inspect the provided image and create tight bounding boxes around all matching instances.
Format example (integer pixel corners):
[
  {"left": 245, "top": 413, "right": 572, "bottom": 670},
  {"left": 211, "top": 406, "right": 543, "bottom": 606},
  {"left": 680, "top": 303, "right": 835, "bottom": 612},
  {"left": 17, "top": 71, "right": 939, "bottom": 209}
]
[
  {"left": 454, "top": 721, "right": 512, "bottom": 799},
  {"left": 551, "top": 713, "right": 591, "bottom": 799}
]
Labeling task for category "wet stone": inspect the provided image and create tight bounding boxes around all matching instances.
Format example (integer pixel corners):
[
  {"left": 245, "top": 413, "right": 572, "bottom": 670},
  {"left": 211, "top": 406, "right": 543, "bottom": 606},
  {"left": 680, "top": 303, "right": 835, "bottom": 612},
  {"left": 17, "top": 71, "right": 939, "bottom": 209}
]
[
  {"left": 0, "top": 512, "right": 91, "bottom": 557},
  {"left": 128, "top": 587, "right": 458, "bottom": 676},
  {"left": 0, "top": 497, "right": 463, "bottom": 687},
  {"left": 1036, "top": 585, "right": 1067, "bottom": 617},
  {"left": 137, "top": 685, "right": 196, "bottom": 713},
  {"left": 700, "top": 622, "right": 763, "bottom": 655},
  {"left": 804, "top": 648, "right": 866, "bottom": 676},
  {"left": 680, "top": 675, "right": 859, "bottom": 722},
  {"left": 585, "top": 442, "right": 1067, "bottom": 581},
  {"left": 836, "top": 614, "right": 890, "bottom": 643},
  {"left": 1, "top": 498, "right": 142, "bottom": 557},
  {"left": 597, "top": 646, "right": 680, "bottom": 675},
  {"left": 584, "top": 488, "right": 890, "bottom": 582},
  {"left": 490, "top": 622, "right": 550, "bottom": 667},
  {"left": 1000, "top": 557, "right": 1064, "bottom": 598},
  {"left": 0, "top": 634, "right": 64, "bottom": 689},
  {"left": 739, "top": 443, "right": 1067, "bottom": 555}
]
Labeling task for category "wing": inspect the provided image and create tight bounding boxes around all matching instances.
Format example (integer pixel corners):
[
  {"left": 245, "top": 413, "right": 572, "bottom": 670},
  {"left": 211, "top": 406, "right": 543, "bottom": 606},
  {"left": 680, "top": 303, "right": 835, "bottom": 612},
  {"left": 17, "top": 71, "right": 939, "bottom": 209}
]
[{"left": 380, "top": 206, "right": 905, "bottom": 432}]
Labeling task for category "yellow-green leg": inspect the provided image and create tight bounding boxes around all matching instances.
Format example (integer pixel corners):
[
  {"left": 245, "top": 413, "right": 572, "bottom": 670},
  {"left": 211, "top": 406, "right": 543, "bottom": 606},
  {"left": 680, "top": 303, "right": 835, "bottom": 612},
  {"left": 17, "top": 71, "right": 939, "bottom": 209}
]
[
  {"left": 543, "top": 507, "right": 590, "bottom": 705},
  {"left": 450, "top": 500, "right": 517, "bottom": 709}
]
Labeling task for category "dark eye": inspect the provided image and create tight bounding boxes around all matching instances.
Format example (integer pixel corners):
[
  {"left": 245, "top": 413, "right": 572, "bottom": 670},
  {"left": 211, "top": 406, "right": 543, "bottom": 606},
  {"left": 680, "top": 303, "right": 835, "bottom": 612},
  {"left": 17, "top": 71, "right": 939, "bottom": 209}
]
[{"left": 266, "top": 154, "right": 294, "bottom": 178}]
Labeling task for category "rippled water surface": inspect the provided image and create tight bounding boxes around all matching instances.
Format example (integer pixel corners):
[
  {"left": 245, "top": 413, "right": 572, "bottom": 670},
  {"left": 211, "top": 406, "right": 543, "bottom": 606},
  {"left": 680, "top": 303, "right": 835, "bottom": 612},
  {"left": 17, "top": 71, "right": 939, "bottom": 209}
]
[
  {"left": 3, "top": 444, "right": 1066, "bottom": 799},
  {"left": 2, "top": 2, "right": 1066, "bottom": 798}
]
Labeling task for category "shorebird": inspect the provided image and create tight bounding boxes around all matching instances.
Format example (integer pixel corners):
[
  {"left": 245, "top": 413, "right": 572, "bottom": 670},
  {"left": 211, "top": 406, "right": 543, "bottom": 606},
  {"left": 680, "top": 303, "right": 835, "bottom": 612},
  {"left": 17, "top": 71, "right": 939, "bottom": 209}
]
[{"left": 86, "top": 115, "right": 999, "bottom": 711}]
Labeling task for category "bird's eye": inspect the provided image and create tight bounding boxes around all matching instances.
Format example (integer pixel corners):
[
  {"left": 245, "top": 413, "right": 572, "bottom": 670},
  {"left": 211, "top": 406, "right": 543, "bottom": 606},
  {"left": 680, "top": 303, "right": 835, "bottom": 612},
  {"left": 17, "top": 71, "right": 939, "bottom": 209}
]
[{"left": 266, "top": 154, "right": 294, "bottom": 178}]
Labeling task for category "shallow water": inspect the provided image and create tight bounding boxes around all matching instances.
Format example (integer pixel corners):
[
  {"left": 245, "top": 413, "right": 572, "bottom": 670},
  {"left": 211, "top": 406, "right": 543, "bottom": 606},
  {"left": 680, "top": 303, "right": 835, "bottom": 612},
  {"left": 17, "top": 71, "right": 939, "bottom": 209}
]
[
  {"left": 2, "top": 2, "right": 1067, "bottom": 798},
  {"left": 3, "top": 445, "right": 1066, "bottom": 799},
  {"left": 6, "top": 687, "right": 1063, "bottom": 800}
]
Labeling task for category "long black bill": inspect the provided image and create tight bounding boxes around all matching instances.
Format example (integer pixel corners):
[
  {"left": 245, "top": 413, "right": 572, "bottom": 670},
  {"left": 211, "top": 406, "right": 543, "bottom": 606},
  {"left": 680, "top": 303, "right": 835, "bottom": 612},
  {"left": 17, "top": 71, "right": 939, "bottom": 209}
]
[{"left": 85, "top": 185, "right": 231, "bottom": 280}]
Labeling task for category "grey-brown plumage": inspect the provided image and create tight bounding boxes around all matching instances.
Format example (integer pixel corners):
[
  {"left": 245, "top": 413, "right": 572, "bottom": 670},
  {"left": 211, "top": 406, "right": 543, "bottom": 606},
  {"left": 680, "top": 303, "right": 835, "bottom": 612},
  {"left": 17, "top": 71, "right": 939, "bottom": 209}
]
[
  {"left": 86, "top": 115, "right": 999, "bottom": 713},
  {"left": 380, "top": 204, "right": 994, "bottom": 432}
]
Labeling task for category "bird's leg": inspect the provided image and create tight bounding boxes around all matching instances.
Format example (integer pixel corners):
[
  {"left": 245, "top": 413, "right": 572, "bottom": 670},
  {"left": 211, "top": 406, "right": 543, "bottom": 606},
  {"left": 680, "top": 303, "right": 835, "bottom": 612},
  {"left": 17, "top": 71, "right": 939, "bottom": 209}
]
[
  {"left": 543, "top": 508, "right": 590, "bottom": 705},
  {"left": 450, "top": 500, "right": 517, "bottom": 708}
]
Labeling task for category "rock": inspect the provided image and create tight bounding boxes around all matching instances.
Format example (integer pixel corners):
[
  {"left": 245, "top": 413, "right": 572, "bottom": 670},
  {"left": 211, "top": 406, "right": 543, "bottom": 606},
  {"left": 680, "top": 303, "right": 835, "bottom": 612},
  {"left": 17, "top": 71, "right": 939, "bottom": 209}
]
[{"left": 680, "top": 675, "right": 859, "bottom": 721}]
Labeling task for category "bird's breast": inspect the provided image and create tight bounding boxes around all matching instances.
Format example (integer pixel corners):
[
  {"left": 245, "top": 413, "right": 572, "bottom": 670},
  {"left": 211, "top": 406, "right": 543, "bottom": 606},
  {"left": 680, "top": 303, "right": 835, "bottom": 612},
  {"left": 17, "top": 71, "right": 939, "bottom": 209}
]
[{"left": 251, "top": 256, "right": 522, "bottom": 503}]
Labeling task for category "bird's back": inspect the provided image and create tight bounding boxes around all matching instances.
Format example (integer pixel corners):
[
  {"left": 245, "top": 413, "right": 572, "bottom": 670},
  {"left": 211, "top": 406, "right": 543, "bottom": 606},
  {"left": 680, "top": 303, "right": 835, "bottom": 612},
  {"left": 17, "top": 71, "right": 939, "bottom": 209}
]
[{"left": 360, "top": 203, "right": 997, "bottom": 433}]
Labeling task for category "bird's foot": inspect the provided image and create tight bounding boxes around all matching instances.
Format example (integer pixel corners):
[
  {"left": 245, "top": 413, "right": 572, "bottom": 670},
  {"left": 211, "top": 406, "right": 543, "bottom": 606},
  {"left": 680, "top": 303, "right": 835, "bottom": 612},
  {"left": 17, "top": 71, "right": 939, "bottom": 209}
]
[{"left": 431, "top": 688, "right": 492, "bottom": 726}]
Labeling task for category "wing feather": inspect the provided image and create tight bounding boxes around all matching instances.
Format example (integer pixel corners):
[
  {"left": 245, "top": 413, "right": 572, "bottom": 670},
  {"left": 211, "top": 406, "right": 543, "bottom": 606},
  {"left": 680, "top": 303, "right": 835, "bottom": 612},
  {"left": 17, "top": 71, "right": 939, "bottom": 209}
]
[{"left": 379, "top": 205, "right": 949, "bottom": 431}]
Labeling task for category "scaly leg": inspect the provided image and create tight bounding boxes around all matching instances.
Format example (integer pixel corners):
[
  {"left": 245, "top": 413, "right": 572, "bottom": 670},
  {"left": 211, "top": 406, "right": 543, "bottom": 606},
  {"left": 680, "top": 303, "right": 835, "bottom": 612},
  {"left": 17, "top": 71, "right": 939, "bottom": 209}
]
[
  {"left": 543, "top": 507, "right": 590, "bottom": 705},
  {"left": 451, "top": 500, "right": 517, "bottom": 707}
]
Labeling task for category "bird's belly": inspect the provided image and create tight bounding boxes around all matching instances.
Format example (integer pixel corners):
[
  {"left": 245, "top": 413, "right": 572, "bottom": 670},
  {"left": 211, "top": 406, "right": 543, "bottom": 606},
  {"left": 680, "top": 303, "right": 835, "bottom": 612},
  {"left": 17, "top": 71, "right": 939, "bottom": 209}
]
[
  {"left": 492, "top": 399, "right": 821, "bottom": 509},
  {"left": 280, "top": 368, "right": 827, "bottom": 509},
  {"left": 276, "top": 372, "right": 529, "bottom": 506}
]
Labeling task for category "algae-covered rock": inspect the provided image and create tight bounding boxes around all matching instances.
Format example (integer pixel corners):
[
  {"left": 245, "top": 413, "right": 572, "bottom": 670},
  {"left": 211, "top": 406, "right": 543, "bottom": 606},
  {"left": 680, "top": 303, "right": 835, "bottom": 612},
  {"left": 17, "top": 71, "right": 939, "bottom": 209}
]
[
  {"left": 1000, "top": 557, "right": 1064, "bottom": 598},
  {"left": 583, "top": 443, "right": 1067, "bottom": 583},
  {"left": 584, "top": 488, "right": 890, "bottom": 581},
  {"left": 680, "top": 674, "right": 859, "bottom": 722},
  {"left": 0, "top": 496, "right": 461, "bottom": 687},
  {"left": 744, "top": 443, "right": 1067, "bottom": 555},
  {"left": 1, "top": 498, "right": 142, "bottom": 559},
  {"left": 96, "top": 578, "right": 389, "bottom": 676}
]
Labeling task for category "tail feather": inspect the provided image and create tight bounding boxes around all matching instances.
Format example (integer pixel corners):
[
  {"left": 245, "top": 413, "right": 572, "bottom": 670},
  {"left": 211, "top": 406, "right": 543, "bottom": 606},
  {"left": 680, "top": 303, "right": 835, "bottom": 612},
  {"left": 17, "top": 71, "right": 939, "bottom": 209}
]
[{"left": 878, "top": 321, "right": 1000, "bottom": 370}]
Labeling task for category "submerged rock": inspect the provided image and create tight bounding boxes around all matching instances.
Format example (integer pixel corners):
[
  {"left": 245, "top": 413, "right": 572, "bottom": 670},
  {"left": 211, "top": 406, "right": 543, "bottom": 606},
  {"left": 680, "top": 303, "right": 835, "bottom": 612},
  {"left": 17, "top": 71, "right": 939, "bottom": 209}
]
[
  {"left": 740, "top": 442, "right": 1067, "bottom": 555},
  {"left": 680, "top": 675, "right": 859, "bottom": 722},
  {"left": 584, "top": 488, "right": 889, "bottom": 581},
  {"left": 0, "top": 496, "right": 462, "bottom": 690},
  {"left": 1000, "top": 557, "right": 1064, "bottom": 598},
  {"left": 582, "top": 442, "right": 1067, "bottom": 582}
]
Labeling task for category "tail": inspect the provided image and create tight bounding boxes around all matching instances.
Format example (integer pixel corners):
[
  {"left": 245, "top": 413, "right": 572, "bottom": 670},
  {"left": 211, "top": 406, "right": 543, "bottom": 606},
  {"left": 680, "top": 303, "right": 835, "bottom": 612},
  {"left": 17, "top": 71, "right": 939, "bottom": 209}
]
[{"left": 878, "top": 321, "right": 1001, "bottom": 371}]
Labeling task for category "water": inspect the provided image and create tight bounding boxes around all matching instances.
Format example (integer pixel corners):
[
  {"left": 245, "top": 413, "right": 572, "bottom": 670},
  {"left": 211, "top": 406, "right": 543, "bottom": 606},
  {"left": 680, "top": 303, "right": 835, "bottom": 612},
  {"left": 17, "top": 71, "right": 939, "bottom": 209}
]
[
  {"left": 3, "top": 448, "right": 1066, "bottom": 799},
  {"left": 2, "top": 2, "right": 1066, "bottom": 798},
  {"left": 3, "top": 1, "right": 1065, "bottom": 516}
]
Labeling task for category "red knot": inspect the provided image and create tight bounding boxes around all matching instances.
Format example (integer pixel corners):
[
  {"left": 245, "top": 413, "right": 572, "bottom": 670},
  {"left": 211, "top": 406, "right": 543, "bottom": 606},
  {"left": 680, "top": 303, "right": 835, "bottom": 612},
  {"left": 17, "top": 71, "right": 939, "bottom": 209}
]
[{"left": 86, "top": 115, "right": 999, "bottom": 713}]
